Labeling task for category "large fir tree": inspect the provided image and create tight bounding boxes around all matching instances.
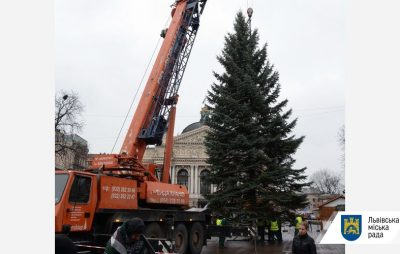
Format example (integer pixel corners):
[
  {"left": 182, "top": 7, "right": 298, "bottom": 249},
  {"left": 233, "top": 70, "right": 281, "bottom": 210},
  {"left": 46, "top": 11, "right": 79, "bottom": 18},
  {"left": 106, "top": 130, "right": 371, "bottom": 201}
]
[{"left": 204, "top": 11, "right": 309, "bottom": 221}]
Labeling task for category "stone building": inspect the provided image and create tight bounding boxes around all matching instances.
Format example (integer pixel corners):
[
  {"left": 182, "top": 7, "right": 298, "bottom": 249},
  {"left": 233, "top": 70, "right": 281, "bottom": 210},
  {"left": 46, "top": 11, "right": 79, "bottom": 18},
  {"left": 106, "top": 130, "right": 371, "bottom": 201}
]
[
  {"left": 143, "top": 108, "right": 212, "bottom": 208},
  {"left": 55, "top": 133, "right": 89, "bottom": 170},
  {"left": 302, "top": 187, "right": 326, "bottom": 211},
  {"left": 301, "top": 187, "right": 344, "bottom": 219}
]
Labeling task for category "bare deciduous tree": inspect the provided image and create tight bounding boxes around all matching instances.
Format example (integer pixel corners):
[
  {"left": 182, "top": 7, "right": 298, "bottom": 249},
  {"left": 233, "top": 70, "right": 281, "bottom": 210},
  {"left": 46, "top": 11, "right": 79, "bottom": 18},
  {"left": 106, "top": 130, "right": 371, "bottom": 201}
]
[
  {"left": 338, "top": 125, "right": 345, "bottom": 168},
  {"left": 310, "top": 169, "right": 344, "bottom": 194},
  {"left": 55, "top": 90, "right": 84, "bottom": 156}
]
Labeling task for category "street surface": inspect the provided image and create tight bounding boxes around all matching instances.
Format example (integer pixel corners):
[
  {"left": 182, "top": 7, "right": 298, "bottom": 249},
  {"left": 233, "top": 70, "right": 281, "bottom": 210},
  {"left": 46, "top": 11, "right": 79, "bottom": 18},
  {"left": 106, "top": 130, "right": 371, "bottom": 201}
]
[{"left": 201, "top": 228, "right": 345, "bottom": 254}]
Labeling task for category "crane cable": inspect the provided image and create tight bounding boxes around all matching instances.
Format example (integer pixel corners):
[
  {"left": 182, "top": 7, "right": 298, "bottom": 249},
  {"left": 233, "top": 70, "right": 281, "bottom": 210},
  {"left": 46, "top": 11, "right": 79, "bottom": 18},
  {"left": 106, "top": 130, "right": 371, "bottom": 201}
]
[
  {"left": 111, "top": 14, "right": 172, "bottom": 153},
  {"left": 247, "top": 0, "right": 255, "bottom": 32},
  {"left": 247, "top": 0, "right": 255, "bottom": 9}
]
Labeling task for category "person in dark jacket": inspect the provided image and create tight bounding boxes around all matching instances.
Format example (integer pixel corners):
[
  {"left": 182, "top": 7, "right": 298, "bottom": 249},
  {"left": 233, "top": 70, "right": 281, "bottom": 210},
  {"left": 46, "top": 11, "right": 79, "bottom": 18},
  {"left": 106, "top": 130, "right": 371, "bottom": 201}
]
[
  {"left": 104, "top": 218, "right": 154, "bottom": 254},
  {"left": 256, "top": 218, "right": 266, "bottom": 242},
  {"left": 292, "top": 222, "right": 317, "bottom": 254},
  {"left": 55, "top": 234, "right": 77, "bottom": 254}
]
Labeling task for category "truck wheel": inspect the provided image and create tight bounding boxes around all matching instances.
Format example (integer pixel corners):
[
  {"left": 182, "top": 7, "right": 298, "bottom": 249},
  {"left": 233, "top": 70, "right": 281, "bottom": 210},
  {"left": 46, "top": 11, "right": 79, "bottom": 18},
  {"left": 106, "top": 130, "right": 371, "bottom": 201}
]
[
  {"left": 144, "top": 222, "right": 165, "bottom": 238},
  {"left": 188, "top": 222, "right": 204, "bottom": 254},
  {"left": 174, "top": 223, "right": 188, "bottom": 254}
]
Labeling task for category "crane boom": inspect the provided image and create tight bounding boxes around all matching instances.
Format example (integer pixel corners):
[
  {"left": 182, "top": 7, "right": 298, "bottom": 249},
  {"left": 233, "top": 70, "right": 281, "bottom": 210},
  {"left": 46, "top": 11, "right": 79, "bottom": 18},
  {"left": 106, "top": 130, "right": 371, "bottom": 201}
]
[
  {"left": 88, "top": 0, "right": 207, "bottom": 177},
  {"left": 122, "top": 0, "right": 206, "bottom": 159}
]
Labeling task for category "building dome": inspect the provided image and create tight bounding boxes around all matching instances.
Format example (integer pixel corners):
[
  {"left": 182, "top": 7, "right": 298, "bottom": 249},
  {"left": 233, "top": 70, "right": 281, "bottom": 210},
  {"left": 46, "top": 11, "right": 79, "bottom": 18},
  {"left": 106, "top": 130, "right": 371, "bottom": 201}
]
[
  {"left": 181, "top": 104, "right": 210, "bottom": 134},
  {"left": 182, "top": 122, "right": 204, "bottom": 134}
]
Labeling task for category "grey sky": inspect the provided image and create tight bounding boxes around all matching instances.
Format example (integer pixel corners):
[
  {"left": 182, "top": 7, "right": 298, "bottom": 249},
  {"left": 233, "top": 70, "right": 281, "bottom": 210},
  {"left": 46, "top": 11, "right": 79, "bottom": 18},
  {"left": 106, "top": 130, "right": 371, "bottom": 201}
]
[{"left": 55, "top": 0, "right": 345, "bottom": 177}]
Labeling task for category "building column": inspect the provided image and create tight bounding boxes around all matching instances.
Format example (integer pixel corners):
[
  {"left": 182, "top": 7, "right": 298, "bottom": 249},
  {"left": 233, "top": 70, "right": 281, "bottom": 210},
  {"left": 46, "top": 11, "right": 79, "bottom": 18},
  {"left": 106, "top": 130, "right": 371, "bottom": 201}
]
[
  {"left": 194, "top": 165, "right": 199, "bottom": 195},
  {"left": 190, "top": 165, "right": 195, "bottom": 194},
  {"left": 171, "top": 165, "right": 175, "bottom": 184}
]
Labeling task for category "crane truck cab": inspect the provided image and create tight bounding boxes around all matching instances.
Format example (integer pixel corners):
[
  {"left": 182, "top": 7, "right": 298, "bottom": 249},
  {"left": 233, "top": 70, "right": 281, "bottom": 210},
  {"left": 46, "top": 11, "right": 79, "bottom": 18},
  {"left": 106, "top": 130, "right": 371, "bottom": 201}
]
[{"left": 55, "top": 170, "right": 99, "bottom": 234}]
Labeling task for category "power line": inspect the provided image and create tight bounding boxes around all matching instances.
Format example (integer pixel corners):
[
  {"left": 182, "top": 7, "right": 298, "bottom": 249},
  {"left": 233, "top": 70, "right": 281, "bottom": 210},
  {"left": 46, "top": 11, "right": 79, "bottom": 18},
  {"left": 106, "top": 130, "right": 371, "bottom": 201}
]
[
  {"left": 109, "top": 14, "right": 171, "bottom": 153},
  {"left": 84, "top": 106, "right": 344, "bottom": 119},
  {"left": 299, "top": 108, "right": 344, "bottom": 118}
]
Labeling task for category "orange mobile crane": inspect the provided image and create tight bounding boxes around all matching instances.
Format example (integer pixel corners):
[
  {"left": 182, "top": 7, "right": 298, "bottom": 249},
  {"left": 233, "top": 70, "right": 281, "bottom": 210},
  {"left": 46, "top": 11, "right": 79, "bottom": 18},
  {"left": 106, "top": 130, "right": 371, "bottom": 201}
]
[{"left": 55, "top": 1, "right": 209, "bottom": 253}]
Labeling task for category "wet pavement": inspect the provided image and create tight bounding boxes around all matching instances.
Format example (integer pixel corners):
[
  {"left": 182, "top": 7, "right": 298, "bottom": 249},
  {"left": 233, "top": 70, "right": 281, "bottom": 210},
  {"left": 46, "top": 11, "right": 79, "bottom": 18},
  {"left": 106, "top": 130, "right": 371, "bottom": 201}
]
[{"left": 201, "top": 228, "right": 345, "bottom": 254}]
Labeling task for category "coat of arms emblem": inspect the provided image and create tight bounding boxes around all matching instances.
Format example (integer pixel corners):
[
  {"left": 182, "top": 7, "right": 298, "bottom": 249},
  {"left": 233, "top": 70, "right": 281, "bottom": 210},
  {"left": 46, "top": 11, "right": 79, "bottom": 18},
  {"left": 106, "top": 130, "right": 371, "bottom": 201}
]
[{"left": 341, "top": 215, "right": 362, "bottom": 241}]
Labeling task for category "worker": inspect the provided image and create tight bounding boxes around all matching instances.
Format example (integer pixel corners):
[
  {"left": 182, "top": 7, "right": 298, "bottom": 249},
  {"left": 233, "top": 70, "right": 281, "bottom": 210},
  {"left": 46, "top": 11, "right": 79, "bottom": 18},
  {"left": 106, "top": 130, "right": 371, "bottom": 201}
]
[
  {"left": 104, "top": 218, "right": 153, "bottom": 254},
  {"left": 269, "top": 217, "right": 282, "bottom": 243},
  {"left": 256, "top": 218, "right": 266, "bottom": 242},
  {"left": 294, "top": 214, "right": 303, "bottom": 236},
  {"left": 55, "top": 234, "right": 77, "bottom": 254},
  {"left": 216, "top": 215, "right": 227, "bottom": 248},
  {"left": 292, "top": 222, "right": 317, "bottom": 254}
]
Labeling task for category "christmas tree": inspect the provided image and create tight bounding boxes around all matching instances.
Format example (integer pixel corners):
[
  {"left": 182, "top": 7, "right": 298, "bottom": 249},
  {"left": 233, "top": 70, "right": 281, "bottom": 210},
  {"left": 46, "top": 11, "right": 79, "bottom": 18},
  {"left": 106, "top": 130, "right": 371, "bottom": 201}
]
[{"left": 204, "top": 11, "right": 309, "bottom": 221}]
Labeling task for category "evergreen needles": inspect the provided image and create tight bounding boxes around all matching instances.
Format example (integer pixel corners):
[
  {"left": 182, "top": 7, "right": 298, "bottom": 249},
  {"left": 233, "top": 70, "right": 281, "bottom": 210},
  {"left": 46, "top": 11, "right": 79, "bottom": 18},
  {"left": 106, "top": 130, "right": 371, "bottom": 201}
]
[{"left": 204, "top": 11, "right": 310, "bottom": 221}]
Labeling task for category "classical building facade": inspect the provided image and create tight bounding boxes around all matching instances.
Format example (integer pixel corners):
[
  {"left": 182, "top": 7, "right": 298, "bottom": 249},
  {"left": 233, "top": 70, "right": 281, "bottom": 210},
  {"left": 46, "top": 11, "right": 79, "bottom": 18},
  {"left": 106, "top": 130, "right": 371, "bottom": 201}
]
[{"left": 143, "top": 123, "right": 212, "bottom": 208}]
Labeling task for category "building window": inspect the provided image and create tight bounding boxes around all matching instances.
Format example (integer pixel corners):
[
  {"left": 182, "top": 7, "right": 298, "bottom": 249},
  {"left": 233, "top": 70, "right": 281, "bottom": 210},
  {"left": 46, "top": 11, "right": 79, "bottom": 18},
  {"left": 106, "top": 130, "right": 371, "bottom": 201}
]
[
  {"left": 177, "top": 169, "right": 189, "bottom": 188},
  {"left": 200, "top": 170, "right": 211, "bottom": 195}
]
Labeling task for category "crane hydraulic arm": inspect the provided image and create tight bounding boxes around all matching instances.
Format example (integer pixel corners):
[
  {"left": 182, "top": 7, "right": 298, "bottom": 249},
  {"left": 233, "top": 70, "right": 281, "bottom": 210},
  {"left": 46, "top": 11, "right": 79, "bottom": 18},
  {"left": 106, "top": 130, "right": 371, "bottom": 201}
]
[{"left": 88, "top": 0, "right": 208, "bottom": 177}]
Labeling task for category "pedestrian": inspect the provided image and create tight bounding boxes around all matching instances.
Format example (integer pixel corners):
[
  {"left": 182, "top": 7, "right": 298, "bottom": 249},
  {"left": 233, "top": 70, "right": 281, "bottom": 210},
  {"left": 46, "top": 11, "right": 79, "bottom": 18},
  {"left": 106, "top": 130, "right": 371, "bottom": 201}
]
[
  {"left": 268, "top": 217, "right": 282, "bottom": 243},
  {"left": 317, "top": 216, "right": 323, "bottom": 231},
  {"left": 256, "top": 218, "right": 266, "bottom": 242},
  {"left": 294, "top": 214, "right": 303, "bottom": 236},
  {"left": 265, "top": 218, "right": 271, "bottom": 241},
  {"left": 307, "top": 214, "right": 313, "bottom": 232},
  {"left": 104, "top": 218, "right": 154, "bottom": 254},
  {"left": 55, "top": 234, "right": 77, "bottom": 254},
  {"left": 216, "top": 215, "right": 227, "bottom": 248},
  {"left": 292, "top": 222, "right": 317, "bottom": 254}
]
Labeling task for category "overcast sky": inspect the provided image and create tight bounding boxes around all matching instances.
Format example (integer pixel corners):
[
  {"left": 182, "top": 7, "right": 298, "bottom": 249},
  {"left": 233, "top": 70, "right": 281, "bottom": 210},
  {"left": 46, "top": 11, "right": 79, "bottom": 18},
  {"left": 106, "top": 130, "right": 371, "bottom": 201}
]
[{"left": 55, "top": 0, "right": 345, "bottom": 178}]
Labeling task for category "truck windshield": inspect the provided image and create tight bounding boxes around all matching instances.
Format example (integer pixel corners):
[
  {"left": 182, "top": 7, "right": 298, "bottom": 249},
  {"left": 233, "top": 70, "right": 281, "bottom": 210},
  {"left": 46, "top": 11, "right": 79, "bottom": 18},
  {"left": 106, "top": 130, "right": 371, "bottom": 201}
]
[{"left": 55, "top": 174, "right": 69, "bottom": 204}]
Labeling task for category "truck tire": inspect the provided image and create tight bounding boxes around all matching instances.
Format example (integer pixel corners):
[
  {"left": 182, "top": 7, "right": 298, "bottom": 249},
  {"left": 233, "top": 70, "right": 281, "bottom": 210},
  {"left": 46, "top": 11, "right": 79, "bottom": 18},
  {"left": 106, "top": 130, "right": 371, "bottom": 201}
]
[
  {"left": 174, "top": 223, "right": 188, "bottom": 254},
  {"left": 188, "top": 222, "right": 204, "bottom": 254},
  {"left": 144, "top": 222, "right": 165, "bottom": 238}
]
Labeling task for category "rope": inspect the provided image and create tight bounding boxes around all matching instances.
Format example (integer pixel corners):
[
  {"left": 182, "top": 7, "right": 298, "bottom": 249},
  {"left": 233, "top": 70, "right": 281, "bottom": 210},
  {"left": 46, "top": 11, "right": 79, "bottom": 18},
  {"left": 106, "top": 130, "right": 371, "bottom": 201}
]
[{"left": 110, "top": 15, "right": 171, "bottom": 153}]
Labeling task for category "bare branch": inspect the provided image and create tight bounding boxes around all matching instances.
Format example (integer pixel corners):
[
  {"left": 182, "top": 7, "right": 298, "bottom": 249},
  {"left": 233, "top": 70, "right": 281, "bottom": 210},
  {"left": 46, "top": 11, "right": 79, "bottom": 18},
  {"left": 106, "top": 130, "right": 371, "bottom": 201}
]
[
  {"left": 310, "top": 168, "right": 344, "bottom": 194},
  {"left": 338, "top": 125, "right": 345, "bottom": 168},
  {"left": 55, "top": 90, "right": 84, "bottom": 156}
]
